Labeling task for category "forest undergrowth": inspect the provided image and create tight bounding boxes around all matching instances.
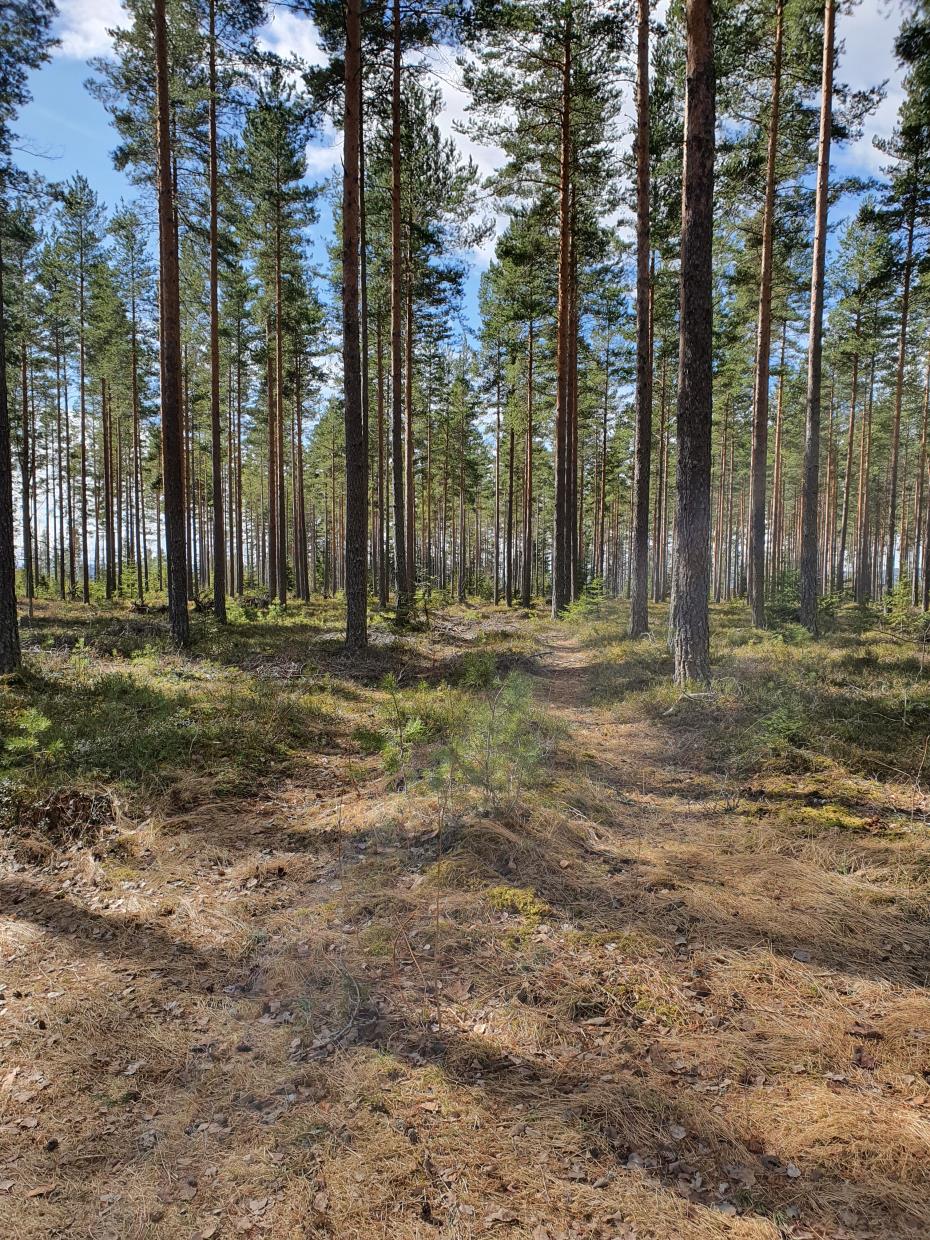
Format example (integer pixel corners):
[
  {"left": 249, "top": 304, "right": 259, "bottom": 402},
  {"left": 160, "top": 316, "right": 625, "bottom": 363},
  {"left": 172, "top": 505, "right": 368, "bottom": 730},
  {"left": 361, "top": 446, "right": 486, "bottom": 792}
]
[{"left": 1, "top": 596, "right": 929, "bottom": 1240}]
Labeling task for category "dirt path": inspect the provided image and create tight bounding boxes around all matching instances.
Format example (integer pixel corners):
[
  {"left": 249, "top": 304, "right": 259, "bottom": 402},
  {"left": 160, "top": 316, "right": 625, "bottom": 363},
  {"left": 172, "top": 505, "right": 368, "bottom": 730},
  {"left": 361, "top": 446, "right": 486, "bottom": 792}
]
[{"left": 2, "top": 610, "right": 929, "bottom": 1240}]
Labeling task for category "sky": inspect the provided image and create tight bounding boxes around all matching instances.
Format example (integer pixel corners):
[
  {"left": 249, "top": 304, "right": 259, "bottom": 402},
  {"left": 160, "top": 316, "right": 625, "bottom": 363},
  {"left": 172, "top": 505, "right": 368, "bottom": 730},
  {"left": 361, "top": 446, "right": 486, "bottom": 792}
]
[{"left": 13, "top": 0, "right": 911, "bottom": 334}]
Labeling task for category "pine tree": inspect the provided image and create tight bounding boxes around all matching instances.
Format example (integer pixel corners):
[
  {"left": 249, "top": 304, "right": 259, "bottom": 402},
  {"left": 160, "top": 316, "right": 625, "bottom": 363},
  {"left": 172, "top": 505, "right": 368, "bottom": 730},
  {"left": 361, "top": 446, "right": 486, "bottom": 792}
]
[
  {"left": 799, "top": 0, "right": 836, "bottom": 634},
  {"left": 670, "top": 0, "right": 715, "bottom": 686}
]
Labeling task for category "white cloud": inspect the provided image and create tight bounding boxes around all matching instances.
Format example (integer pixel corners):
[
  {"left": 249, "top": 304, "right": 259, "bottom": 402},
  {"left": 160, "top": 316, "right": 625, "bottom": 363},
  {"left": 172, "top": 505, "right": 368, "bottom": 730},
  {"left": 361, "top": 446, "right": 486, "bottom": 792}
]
[
  {"left": 424, "top": 44, "right": 508, "bottom": 267},
  {"left": 258, "top": 9, "right": 329, "bottom": 69},
  {"left": 304, "top": 127, "right": 341, "bottom": 178},
  {"left": 835, "top": 1, "right": 904, "bottom": 178},
  {"left": 55, "top": 0, "right": 123, "bottom": 59}
]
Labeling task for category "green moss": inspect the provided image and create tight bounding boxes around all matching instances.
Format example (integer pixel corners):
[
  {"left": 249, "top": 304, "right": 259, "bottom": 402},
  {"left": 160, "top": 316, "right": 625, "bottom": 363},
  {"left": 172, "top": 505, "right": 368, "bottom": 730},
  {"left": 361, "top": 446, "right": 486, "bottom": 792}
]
[
  {"left": 787, "top": 804, "right": 869, "bottom": 833},
  {"left": 486, "top": 884, "right": 550, "bottom": 921},
  {"left": 359, "top": 925, "right": 395, "bottom": 957}
]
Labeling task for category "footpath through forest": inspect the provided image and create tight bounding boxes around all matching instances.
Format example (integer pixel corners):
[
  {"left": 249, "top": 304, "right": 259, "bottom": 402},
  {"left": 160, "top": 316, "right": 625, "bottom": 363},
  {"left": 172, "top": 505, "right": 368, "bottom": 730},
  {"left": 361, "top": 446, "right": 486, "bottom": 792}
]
[{"left": 1, "top": 600, "right": 929, "bottom": 1240}]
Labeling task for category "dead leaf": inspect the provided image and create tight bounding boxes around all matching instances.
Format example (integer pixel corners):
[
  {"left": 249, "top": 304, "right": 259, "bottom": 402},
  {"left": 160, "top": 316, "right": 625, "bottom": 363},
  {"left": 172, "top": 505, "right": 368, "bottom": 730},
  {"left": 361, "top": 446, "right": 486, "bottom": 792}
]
[
  {"left": 846, "top": 1022, "right": 883, "bottom": 1041},
  {"left": 725, "top": 1164, "right": 756, "bottom": 1187},
  {"left": 485, "top": 1207, "right": 518, "bottom": 1225},
  {"left": 200, "top": 1223, "right": 219, "bottom": 1239},
  {"left": 26, "top": 1183, "right": 56, "bottom": 1198}
]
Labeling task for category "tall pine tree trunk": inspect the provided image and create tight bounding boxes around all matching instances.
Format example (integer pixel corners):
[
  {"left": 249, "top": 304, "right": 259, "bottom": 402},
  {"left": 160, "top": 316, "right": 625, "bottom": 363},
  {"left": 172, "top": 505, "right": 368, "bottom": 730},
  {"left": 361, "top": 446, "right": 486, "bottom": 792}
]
[
  {"left": 154, "top": 0, "right": 189, "bottom": 644},
  {"left": 837, "top": 320, "right": 859, "bottom": 594},
  {"left": 912, "top": 347, "right": 929, "bottom": 606},
  {"left": 799, "top": 0, "right": 835, "bottom": 634},
  {"left": 506, "top": 426, "right": 514, "bottom": 607},
  {"left": 748, "top": 0, "right": 784, "bottom": 627},
  {"left": 79, "top": 248, "right": 89, "bottom": 603},
  {"left": 522, "top": 320, "right": 534, "bottom": 607},
  {"left": 208, "top": 0, "right": 226, "bottom": 621},
  {"left": 494, "top": 344, "right": 501, "bottom": 605},
  {"left": 629, "top": 0, "right": 652, "bottom": 637},
  {"left": 342, "top": 0, "right": 367, "bottom": 650},
  {"left": 275, "top": 219, "right": 286, "bottom": 607},
  {"left": 0, "top": 233, "right": 19, "bottom": 672},
  {"left": 359, "top": 50, "right": 371, "bottom": 607},
  {"left": 552, "top": 7, "right": 573, "bottom": 616},
  {"left": 885, "top": 199, "right": 915, "bottom": 594},
  {"left": 670, "top": 0, "right": 715, "bottom": 686},
  {"left": 376, "top": 312, "right": 388, "bottom": 607},
  {"left": 390, "top": 0, "right": 408, "bottom": 619}
]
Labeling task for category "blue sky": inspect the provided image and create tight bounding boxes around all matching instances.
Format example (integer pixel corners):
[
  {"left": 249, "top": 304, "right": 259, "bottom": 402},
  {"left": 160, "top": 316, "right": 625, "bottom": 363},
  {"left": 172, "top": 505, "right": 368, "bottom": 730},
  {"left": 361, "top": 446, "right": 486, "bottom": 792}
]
[{"left": 15, "top": 0, "right": 909, "bottom": 335}]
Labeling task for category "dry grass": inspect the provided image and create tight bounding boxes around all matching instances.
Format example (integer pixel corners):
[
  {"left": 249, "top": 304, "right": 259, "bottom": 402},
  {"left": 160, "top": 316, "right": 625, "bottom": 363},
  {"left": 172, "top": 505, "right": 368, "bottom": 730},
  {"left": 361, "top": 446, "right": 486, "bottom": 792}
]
[{"left": 1, "top": 596, "right": 929, "bottom": 1238}]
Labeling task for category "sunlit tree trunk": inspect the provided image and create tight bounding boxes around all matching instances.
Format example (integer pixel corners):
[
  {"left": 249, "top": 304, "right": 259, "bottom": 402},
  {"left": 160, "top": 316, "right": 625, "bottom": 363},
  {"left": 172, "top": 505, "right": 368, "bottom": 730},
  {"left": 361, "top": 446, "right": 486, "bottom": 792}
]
[
  {"left": 154, "top": 0, "right": 188, "bottom": 643},
  {"left": 748, "top": 0, "right": 784, "bottom": 627},
  {"left": 521, "top": 320, "right": 534, "bottom": 606},
  {"left": 552, "top": 7, "right": 573, "bottom": 615},
  {"left": 630, "top": 0, "right": 652, "bottom": 636},
  {"left": 885, "top": 198, "right": 915, "bottom": 594},
  {"left": 912, "top": 347, "right": 929, "bottom": 606},
  {"left": 670, "top": 0, "right": 715, "bottom": 685},
  {"left": 836, "top": 315, "right": 859, "bottom": 593},
  {"left": 208, "top": 0, "right": 226, "bottom": 621},
  {"left": 799, "top": 0, "right": 835, "bottom": 633},
  {"left": 343, "top": 0, "right": 367, "bottom": 649},
  {"left": 390, "top": 0, "right": 409, "bottom": 619}
]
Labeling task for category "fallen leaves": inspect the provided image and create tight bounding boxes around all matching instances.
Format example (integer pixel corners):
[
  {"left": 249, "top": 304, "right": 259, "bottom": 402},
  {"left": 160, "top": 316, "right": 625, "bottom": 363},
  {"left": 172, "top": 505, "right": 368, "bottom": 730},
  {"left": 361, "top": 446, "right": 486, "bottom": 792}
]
[
  {"left": 484, "top": 1207, "right": 518, "bottom": 1226},
  {"left": 846, "top": 1021, "right": 883, "bottom": 1041},
  {"left": 852, "top": 1045, "right": 878, "bottom": 1070},
  {"left": 25, "top": 1183, "right": 56, "bottom": 1198}
]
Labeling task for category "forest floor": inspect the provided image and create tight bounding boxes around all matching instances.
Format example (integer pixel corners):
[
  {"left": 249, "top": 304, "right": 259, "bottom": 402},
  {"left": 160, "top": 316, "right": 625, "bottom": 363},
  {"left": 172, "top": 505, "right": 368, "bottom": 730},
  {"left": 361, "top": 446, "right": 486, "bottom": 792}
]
[{"left": 1, "top": 594, "right": 929, "bottom": 1240}]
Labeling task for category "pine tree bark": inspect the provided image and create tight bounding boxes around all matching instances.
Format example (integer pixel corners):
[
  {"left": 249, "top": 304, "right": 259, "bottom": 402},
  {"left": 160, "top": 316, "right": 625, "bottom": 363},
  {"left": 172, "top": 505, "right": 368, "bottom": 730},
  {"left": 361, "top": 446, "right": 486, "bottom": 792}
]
[
  {"left": 670, "top": 0, "right": 715, "bottom": 686},
  {"left": 552, "top": 6, "right": 573, "bottom": 616},
  {"left": 0, "top": 234, "right": 19, "bottom": 672},
  {"left": 359, "top": 50, "right": 371, "bottom": 603},
  {"left": 274, "top": 222, "right": 286, "bottom": 607},
  {"left": 912, "top": 348, "right": 929, "bottom": 606},
  {"left": 457, "top": 388, "right": 466, "bottom": 604},
  {"left": 78, "top": 239, "right": 89, "bottom": 603},
  {"left": 885, "top": 198, "right": 915, "bottom": 594},
  {"left": 506, "top": 426, "right": 514, "bottom": 607},
  {"left": 102, "top": 376, "right": 115, "bottom": 597},
  {"left": 799, "top": 0, "right": 835, "bottom": 634},
  {"left": 597, "top": 320, "right": 610, "bottom": 581},
  {"left": 20, "top": 343, "right": 33, "bottom": 618},
  {"left": 836, "top": 316, "right": 859, "bottom": 593},
  {"left": 376, "top": 312, "right": 388, "bottom": 607},
  {"left": 265, "top": 320, "right": 277, "bottom": 598},
  {"left": 629, "top": 0, "right": 652, "bottom": 637},
  {"left": 748, "top": 0, "right": 784, "bottom": 627},
  {"left": 154, "top": 0, "right": 189, "bottom": 644},
  {"left": 494, "top": 344, "right": 501, "bottom": 605},
  {"left": 208, "top": 0, "right": 226, "bottom": 621},
  {"left": 342, "top": 0, "right": 367, "bottom": 650},
  {"left": 855, "top": 352, "right": 875, "bottom": 603},
  {"left": 390, "top": 0, "right": 409, "bottom": 620},
  {"left": 130, "top": 279, "right": 145, "bottom": 604},
  {"left": 522, "top": 320, "right": 534, "bottom": 607}
]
